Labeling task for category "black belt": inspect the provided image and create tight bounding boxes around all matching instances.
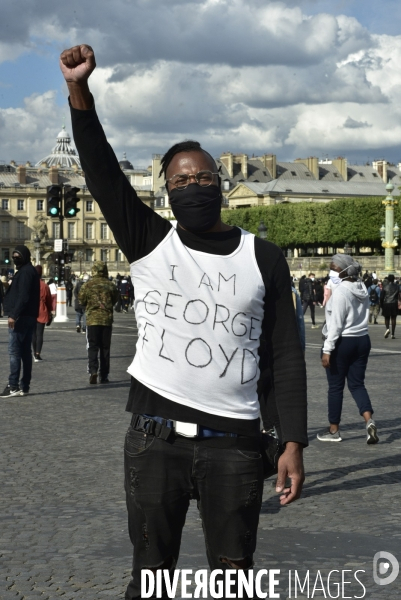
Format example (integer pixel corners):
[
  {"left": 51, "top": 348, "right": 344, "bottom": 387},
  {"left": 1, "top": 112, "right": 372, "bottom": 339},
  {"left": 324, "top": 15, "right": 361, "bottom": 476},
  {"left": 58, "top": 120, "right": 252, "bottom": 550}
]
[{"left": 131, "top": 414, "right": 238, "bottom": 440}]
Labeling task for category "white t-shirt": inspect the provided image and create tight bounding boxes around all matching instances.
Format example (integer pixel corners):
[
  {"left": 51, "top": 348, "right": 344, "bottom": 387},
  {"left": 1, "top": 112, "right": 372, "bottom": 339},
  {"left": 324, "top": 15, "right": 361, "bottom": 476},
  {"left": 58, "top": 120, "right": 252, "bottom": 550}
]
[{"left": 128, "top": 228, "right": 265, "bottom": 420}]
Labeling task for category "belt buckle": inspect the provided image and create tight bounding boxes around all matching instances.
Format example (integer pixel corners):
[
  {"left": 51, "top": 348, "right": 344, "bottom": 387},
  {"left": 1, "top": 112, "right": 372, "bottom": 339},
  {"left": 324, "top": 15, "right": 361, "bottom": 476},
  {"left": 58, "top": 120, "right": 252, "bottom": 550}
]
[
  {"left": 174, "top": 421, "right": 199, "bottom": 438},
  {"left": 134, "top": 415, "right": 152, "bottom": 433}
]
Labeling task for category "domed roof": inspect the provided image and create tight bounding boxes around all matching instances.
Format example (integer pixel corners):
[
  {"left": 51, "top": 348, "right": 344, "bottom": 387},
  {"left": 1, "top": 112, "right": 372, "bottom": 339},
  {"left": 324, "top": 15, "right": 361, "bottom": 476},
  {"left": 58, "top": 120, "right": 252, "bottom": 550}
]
[
  {"left": 35, "top": 125, "right": 81, "bottom": 169},
  {"left": 56, "top": 127, "right": 70, "bottom": 140},
  {"left": 119, "top": 152, "right": 134, "bottom": 170}
]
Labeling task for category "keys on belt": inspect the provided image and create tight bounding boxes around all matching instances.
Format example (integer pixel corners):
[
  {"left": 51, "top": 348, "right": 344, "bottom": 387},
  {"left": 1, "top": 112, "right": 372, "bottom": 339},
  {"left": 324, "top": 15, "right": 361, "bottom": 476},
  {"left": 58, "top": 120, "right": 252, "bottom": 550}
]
[{"left": 131, "top": 413, "right": 237, "bottom": 439}]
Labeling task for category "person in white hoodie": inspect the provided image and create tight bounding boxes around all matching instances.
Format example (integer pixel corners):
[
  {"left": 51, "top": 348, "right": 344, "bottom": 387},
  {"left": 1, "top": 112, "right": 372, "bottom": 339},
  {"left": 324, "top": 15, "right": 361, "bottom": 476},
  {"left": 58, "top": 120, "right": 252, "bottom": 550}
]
[{"left": 317, "top": 254, "right": 378, "bottom": 444}]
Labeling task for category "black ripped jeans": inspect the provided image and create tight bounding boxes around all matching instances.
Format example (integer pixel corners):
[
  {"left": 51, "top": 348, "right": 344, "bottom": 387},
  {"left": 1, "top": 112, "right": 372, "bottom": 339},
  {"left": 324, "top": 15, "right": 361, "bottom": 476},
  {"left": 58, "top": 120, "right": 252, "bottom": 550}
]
[{"left": 124, "top": 422, "right": 263, "bottom": 599}]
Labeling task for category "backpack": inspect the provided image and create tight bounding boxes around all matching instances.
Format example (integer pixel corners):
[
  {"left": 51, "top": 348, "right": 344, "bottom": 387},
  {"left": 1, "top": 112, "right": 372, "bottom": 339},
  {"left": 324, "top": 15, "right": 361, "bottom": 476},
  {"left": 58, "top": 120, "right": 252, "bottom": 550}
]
[{"left": 369, "top": 286, "right": 378, "bottom": 303}]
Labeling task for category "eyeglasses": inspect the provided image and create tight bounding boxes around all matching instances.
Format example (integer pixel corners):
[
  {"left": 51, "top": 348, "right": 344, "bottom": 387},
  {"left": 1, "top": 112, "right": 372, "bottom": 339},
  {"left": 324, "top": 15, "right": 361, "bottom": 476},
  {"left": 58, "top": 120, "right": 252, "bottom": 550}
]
[{"left": 167, "top": 170, "right": 220, "bottom": 190}]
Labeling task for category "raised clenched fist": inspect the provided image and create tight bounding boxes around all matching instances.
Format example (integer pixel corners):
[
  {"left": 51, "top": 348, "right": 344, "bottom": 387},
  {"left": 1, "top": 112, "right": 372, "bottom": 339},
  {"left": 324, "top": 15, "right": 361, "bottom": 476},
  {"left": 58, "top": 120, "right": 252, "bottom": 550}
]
[{"left": 59, "top": 45, "right": 96, "bottom": 84}]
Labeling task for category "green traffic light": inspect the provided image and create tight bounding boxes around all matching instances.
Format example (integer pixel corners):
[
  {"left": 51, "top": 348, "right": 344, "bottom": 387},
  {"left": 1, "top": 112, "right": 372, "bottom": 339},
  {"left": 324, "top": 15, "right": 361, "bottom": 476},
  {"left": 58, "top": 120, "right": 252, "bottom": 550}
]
[
  {"left": 50, "top": 207, "right": 59, "bottom": 215},
  {"left": 67, "top": 208, "right": 76, "bottom": 216}
]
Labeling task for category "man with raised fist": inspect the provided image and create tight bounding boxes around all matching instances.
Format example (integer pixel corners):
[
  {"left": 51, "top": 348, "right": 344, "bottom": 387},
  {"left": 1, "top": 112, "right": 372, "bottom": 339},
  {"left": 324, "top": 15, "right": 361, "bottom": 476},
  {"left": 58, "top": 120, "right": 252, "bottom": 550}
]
[{"left": 60, "top": 45, "right": 308, "bottom": 600}]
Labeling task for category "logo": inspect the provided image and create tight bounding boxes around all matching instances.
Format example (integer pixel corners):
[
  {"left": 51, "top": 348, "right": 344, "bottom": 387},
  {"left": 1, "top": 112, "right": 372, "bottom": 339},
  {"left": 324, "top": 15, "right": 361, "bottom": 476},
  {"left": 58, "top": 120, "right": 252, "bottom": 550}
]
[{"left": 373, "top": 552, "right": 399, "bottom": 586}]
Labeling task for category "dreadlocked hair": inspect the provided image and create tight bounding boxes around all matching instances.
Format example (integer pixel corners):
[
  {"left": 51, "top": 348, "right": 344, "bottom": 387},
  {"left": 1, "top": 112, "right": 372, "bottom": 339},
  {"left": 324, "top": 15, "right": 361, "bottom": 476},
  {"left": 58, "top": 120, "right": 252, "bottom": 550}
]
[{"left": 159, "top": 140, "right": 215, "bottom": 178}]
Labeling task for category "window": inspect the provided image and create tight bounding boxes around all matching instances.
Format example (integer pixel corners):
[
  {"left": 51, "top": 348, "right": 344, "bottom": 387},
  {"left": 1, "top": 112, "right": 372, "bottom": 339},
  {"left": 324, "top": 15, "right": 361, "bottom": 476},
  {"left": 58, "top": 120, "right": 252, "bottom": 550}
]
[
  {"left": 17, "top": 199, "right": 24, "bottom": 211},
  {"left": 100, "top": 249, "right": 108, "bottom": 262},
  {"left": 52, "top": 222, "right": 60, "bottom": 239},
  {"left": 101, "top": 223, "right": 108, "bottom": 239},
  {"left": 86, "top": 222, "right": 94, "bottom": 239},
  {"left": 85, "top": 249, "right": 93, "bottom": 261},
  {"left": 37, "top": 200, "right": 44, "bottom": 211},
  {"left": 291, "top": 171, "right": 296, "bottom": 176},
  {"left": 1, "top": 221, "right": 10, "bottom": 239},
  {"left": 372, "top": 173, "right": 378, "bottom": 178},
  {"left": 155, "top": 197, "right": 164, "bottom": 208},
  {"left": 115, "top": 249, "right": 123, "bottom": 261},
  {"left": 86, "top": 200, "right": 94, "bottom": 212},
  {"left": 68, "top": 222, "right": 76, "bottom": 239},
  {"left": 1, "top": 199, "right": 9, "bottom": 210},
  {"left": 17, "top": 221, "right": 25, "bottom": 239}
]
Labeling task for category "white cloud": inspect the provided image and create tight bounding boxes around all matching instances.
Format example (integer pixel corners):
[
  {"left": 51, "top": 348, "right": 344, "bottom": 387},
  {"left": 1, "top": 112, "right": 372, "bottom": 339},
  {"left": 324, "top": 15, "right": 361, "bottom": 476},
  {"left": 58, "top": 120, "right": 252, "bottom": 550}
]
[
  {"left": 1, "top": 0, "right": 401, "bottom": 165},
  {"left": 0, "top": 91, "right": 64, "bottom": 162}
]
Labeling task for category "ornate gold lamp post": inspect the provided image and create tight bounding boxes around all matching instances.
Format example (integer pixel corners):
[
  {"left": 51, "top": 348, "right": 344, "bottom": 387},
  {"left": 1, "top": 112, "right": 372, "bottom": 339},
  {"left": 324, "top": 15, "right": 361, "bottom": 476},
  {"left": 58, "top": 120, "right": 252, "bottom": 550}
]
[{"left": 380, "top": 182, "right": 399, "bottom": 274}]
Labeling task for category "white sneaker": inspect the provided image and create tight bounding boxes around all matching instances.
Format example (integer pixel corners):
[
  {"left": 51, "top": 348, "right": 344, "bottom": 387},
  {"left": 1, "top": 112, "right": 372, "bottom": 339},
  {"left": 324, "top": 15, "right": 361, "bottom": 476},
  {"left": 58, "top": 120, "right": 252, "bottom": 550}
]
[
  {"left": 366, "top": 419, "right": 379, "bottom": 445},
  {"left": 384, "top": 329, "right": 390, "bottom": 338},
  {"left": 317, "top": 428, "right": 342, "bottom": 442}
]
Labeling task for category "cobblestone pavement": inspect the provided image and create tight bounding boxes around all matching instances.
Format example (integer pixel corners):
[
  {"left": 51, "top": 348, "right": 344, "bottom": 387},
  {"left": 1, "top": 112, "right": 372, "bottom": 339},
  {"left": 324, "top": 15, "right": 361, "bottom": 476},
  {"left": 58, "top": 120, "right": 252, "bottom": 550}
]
[{"left": 0, "top": 307, "right": 400, "bottom": 599}]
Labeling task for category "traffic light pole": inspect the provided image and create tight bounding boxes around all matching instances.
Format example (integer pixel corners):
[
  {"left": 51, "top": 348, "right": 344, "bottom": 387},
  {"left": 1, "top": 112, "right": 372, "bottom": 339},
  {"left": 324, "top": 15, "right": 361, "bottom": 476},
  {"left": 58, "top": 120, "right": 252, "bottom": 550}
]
[{"left": 47, "top": 184, "right": 81, "bottom": 323}]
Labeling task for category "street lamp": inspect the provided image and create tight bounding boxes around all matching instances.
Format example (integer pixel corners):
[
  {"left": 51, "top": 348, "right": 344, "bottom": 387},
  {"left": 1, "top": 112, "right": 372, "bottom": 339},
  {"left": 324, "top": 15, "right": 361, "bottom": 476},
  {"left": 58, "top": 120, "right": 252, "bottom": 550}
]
[
  {"left": 381, "top": 181, "right": 399, "bottom": 274},
  {"left": 33, "top": 235, "right": 41, "bottom": 266},
  {"left": 258, "top": 221, "right": 267, "bottom": 240}
]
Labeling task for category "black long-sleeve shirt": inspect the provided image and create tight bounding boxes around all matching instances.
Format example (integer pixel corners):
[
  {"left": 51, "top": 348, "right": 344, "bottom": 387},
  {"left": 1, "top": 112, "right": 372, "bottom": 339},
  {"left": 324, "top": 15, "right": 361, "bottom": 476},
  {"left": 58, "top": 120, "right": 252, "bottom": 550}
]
[{"left": 70, "top": 103, "right": 308, "bottom": 445}]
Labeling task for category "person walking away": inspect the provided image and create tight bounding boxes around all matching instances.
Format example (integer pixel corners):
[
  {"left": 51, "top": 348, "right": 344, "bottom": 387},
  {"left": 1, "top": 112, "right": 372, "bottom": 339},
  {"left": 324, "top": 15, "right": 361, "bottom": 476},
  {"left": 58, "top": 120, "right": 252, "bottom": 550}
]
[
  {"left": 74, "top": 274, "right": 89, "bottom": 333},
  {"left": 32, "top": 266, "right": 53, "bottom": 361},
  {"left": 48, "top": 278, "right": 57, "bottom": 314},
  {"left": 0, "top": 246, "right": 40, "bottom": 397},
  {"left": 298, "top": 274, "right": 306, "bottom": 298},
  {"left": 380, "top": 274, "right": 400, "bottom": 339},
  {"left": 302, "top": 272, "right": 318, "bottom": 328},
  {"left": 78, "top": 261, "right": 119, "bottom": 384},
  {"left": 119, "top": 275, "right": 130, "bottom": 312},
  {"left": 66, "top": 277, "right": 74, "bottom": 307},
  {"left": 314, "top": 278, "right": 324, "bottom": 307},
  {"left": 318, "top": 254, "right": 378, "bottom": 444},
  {"left": 367, "top": 279, "right": 381, "bottom": 325}
]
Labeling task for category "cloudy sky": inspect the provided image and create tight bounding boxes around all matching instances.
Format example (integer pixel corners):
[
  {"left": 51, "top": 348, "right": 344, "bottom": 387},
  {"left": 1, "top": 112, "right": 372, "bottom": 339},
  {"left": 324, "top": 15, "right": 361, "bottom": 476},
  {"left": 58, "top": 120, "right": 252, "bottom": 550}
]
[{"left": 1, "top": 0, "right": 401, "bottom": 168}]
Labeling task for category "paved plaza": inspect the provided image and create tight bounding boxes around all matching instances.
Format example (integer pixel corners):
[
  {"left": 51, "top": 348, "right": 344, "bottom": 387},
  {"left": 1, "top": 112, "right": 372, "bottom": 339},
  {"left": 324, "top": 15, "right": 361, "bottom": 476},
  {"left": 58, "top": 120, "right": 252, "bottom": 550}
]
[{"left": 0, "top": 306, "right": 400, "bottom": 599}]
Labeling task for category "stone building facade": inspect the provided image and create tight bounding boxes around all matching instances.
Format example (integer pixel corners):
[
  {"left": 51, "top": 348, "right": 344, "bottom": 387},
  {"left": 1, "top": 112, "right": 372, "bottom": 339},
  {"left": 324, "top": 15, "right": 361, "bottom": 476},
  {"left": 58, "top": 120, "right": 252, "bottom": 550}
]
[{"left": 0, "top": 127, "right": 154, "bottom": 276}]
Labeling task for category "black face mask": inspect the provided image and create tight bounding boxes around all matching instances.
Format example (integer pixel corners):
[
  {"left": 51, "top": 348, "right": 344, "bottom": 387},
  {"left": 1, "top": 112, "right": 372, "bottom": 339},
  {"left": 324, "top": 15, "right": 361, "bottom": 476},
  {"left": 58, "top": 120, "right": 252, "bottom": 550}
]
[
  {"left": 13, "top": 257, "right": 24, "bottom": 268},
  {"left": 169, "top": 184, "right": 222, "bottom": 233}
]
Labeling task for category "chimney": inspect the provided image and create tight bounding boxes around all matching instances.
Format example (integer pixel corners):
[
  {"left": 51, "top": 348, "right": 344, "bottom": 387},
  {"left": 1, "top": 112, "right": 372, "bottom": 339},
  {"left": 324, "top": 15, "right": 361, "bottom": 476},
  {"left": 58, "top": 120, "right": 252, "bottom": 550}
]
[
  {"left": 16, "top": 166, "right": 26, "bottom": 184},
  {"left": 49, "top": 165, "right": 59, "bottom": 185},
  {"left": 240, "top": 154, "right": 248, "bottom": 179},
  {"left": 263, "top": 154, "right": 276, "bottom": 179},
  {"left": 151, "top": 154, "right": 164, "bottom": 193},
  {"left": 332, "top": 157, "right": 348, "bottom": 181},
  {"left": 375, "top": 160, "right": 387, "bottom": 183},
  {"left": 308, "top": 157, "right": 319, "bottom": 180},
  {"left": 220, "top": 152, "right": 234, "bottom": 178},
  {"left": 294, "top": 157, "right": 319, "bottom": 179}
]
